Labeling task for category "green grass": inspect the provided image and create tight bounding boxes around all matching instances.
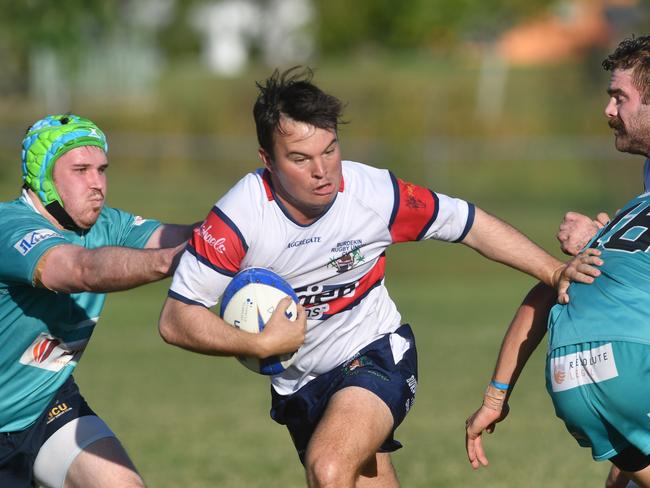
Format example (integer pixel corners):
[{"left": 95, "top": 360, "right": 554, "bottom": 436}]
[{"left": 74, "top": 248, "right": 613, "bottom": 487}]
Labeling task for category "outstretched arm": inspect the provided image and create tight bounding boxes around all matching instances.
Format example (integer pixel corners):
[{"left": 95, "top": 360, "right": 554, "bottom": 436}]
[
  {"left": 465, "top": 248, "right": 603, "bottom": 469},
  {"left": 34, "top": 223, "right": 198, "bottom": 293},
  {"left": 35, "top": 244, "right": 182, "bottom": 293},
  {"left": 465, "top": 282, "right": 555, "bottom": 470},
  {"left": 460, "top": 207, "right": 599, "bottom": 302}
]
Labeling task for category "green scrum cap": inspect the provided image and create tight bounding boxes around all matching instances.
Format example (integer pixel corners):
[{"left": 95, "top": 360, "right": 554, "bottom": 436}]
[{"left": 21, "top": 114, "right": 108, "bottom": 207}]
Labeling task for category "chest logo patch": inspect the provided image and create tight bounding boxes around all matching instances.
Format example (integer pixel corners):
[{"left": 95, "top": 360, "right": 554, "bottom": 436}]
[{"left": 328, "top": 240, "right": 365, "bottom": 273}]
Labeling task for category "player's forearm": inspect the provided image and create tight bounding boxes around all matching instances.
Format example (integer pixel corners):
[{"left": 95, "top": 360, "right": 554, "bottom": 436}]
[
  {"left": 158, "top": 298, "right": 269, "bottom": 358},
  {"left": 462, "top": 207, "right": 563, "bottom": 287},
  {"left": 40, "top": 245, "right": 177, "bottom": 293},
  {"left": 491, "top": 283, "right": 554, "bottom": 395}
]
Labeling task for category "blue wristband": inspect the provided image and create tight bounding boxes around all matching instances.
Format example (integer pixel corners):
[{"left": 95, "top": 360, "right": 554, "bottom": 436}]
[{"left": 490, "top": 380, "right": 510, "bottom": 390}]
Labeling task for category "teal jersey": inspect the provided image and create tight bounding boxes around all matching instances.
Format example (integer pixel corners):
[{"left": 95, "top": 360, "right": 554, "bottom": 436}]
[
  {"left": 0, "top": 191, "right": 161, "bottom": 432},
  {"left": 549, "top": 192, "right": 650, "bottom": 350}
]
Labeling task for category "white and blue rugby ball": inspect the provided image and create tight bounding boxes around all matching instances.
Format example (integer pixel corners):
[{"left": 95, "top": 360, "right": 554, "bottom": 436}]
[{"left": 219, "top": 267, "right": 299, "bottom": 375}]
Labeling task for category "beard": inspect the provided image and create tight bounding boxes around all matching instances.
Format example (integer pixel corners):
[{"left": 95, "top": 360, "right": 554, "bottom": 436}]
[{"left": 609, "top": 116, "right": 650, "bottom": 156}]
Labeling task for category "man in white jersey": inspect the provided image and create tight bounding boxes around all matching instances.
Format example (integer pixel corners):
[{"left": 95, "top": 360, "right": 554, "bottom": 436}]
[
  {"left": 160, "top": 67, "right": 585, "bottom": 487},
  {"left": 0, "top": 114, "right": 201, "bottom": 488}
]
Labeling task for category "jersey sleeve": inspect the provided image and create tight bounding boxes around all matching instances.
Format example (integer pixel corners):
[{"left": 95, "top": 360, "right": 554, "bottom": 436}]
[
  {"left": 0, "top": 214, "right": 69, "bottom": 285},
  {"left": 168, "top": 176, "right": 256, "bottom": 308},
  {"left": 101, "top": 207, "right": 162, "bottom": 248},
  {"left": 388, "top": 173, "right": 475, "bottom": 243}
]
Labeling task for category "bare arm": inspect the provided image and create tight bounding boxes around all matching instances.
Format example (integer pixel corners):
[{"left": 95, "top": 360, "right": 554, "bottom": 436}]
[
  {"left": 465, "top": 282, "right": 555, "bottom": 469},
  {"left": 158, "top": 296, "right": 306, "bottom": 358},
  {"left": 35, "top": 222, "right": 199, "bottom": 293},
  {"left": 464, "top": 249, "right": 603, "bottom": 469},
  {"left": 461, "top": 207, "right": 564, "bottom": 287},
  {"left": 461, "top": 207, "right": 602, "bottom": 303},
  {"left": 145, "top": 222, "right": 199, "bottom": 249},
  {"left": 35, "top": 244, "right": 180, "bottom": 293}
]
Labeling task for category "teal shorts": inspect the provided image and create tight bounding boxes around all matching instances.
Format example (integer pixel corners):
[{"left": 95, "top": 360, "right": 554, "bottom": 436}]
[{"left": 546, "top": 341, "right": 650, "bottom": 461}]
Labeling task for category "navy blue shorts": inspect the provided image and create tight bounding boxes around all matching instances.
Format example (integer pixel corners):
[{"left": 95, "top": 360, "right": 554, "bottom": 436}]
[
  {"left": 0, "top": 377, "right": 96, "bottom": 487},
  {"left": 271, "top": 323, "right": 418, "bottom": 463}
]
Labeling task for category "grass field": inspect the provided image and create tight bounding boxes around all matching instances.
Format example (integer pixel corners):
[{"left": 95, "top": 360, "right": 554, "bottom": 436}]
[
  {"left": 0, "top": 58, "right": 643, "bottom": 486},
  {"left": 78, "top": 242, "right": 613, "bottom": 487}
]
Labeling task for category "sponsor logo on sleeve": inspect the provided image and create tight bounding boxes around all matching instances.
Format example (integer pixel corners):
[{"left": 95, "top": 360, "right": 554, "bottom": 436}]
[
  {"left": 199, "top": 224, "right": 226, "bottom": 254},
  {"left": 13, "top": 229, "right": 63, "bottom": 256},
  {"left": 550, "top": 343, "right": 618, "bottom": 392},
  {"left": 404, "top": 183, "right": 426, "bottom": 209}
]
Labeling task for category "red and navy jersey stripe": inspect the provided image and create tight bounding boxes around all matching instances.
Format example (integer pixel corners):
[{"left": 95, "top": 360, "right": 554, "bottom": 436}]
[
  {"left": 188, "top": 206, "right": 248, "bottom": 276},
  {"left": 300, "top": 255, "right": 386, "bottom": 320},
  {"left": 388, "top": 172, "right": 439, "bottom": 243}
]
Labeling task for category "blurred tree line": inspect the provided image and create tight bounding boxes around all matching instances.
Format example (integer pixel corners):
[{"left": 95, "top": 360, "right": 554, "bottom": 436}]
[{"left": 0, "top": 0, "right": 556, "bottom": 95}]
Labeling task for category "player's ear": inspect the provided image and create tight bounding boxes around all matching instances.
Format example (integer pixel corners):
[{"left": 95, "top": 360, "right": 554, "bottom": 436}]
[{"left": 258, "top": 148, "right": 273, "bottom": 172}]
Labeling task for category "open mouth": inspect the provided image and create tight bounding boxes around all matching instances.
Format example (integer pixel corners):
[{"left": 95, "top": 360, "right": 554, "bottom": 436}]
[{"left": 313, "top": 183, "right": 334, "bottom": 196}]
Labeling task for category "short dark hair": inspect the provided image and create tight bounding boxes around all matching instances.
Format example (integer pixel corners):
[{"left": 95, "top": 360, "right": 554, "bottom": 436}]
[
  {"left": 602, "top": 35, "right": 650, "bottom": 103},
  {"left": 253, "top": 67, "right": 344, "bottom": 155}
]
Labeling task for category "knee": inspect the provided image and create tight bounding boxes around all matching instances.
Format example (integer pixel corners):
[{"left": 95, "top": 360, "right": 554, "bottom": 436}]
[{"left": 305, "top": 452, "right": 353, "bottom": 488}]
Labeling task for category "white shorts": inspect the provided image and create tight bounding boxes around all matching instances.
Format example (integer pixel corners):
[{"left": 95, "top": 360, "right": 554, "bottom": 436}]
[{"left": 33, "top": 415, "right": 115, "bottom": 488}]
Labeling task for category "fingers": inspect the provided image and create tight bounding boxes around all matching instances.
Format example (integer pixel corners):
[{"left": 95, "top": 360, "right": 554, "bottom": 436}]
[
  {"left": 570, "top": 249, "right": 603, "bottom": 281},
  {"left": 466, "top": 428, "right": 489, "bottom": 469},
  {"left": 557, "top": 249, "right": 604, "bottom": 304},
  {"left": 556, "top": 211, "right": 602, "bottom": 256},
  {"left": 595, "top": 212, "right": 610, "bottom": 228},
  {"left": 261, "top": 297, "right": 306, "bottom": 357},
  {"left": 274, "top": 296, "right": 292, "bottom": 314},
  {"left": 465, "top": 408, "right": 499, "bottom": 470}
]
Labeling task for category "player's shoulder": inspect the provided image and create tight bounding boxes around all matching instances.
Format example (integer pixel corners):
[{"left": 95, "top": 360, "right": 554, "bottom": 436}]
[
  {"left": 342, "top": 160, "right": 394, "bottom": 201},
  {"left": 342, "top": 160, "right": 391, "bottom": 183},
  {"left": 0, "top": 196, "right": 53, "bottom": 232},
  {"left": 0, "top": 198, "right": 67, "bottom": 256},
  {"left": 340, "top": 161, "right": 397, "bottom": 225},
  {"left": 218, "top": 169, "right": 269, "bottom": 212}
]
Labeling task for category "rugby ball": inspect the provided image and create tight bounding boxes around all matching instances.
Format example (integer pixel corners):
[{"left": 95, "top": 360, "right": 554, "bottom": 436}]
[{"left": 219, "top": 267, "right": 299, "bottom": 375}]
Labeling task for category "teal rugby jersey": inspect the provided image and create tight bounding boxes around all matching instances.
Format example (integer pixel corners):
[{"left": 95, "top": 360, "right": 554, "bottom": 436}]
[
  {"left": 549, "top": 191, "right": 650, "bottom": 350},
  {"left": 0, "top": 191, "right": 161, "bottom": 432}
]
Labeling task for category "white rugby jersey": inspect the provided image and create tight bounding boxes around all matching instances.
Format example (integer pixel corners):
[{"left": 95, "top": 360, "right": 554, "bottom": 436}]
[{"left": 169, "top": 160, "right": 475, "bottom": 394}]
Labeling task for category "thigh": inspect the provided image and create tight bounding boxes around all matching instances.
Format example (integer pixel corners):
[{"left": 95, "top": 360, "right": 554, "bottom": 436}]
[
  {"left": 33, "top": 378, "right": 143, "bottom": 488},
  {"left": 307, "top": 386, "right": 395, "bottom": 475},
  {"left": 64, "top": 436, "right": 144, "bottom": 488},
  {"left": 33, "top": 415, "right": 134, "bottom": 488},
  {"left": 0, "top": 377, "right": 86, "bottom": 487},
  {"left": 272, "top": 324, "right": 418, "bottom": 463}
]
